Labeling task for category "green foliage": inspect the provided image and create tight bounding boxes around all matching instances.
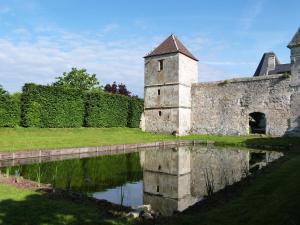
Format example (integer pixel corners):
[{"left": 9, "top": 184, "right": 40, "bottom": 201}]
[
  {"left": 218, "top": 80, "right": 229, "bottom": 86},
  {"left": 21, "top": 83, "right": 85, "bottom": 128},
  {"left": 127, "top": 97, "right": 144, "bottom": 128},
  {"left": 85, "top": 92, "right": 129, "bottom": 127},
  {"left": 3, "top": 81, "right": 144, "bottom": 129},
  {"left": 3, "top": 152, "right": 142, "bottom": 193},
  {"left": 0, "top": 86, "right": 20, "bottom": 127},
  {"left": 53, "top": 67, "right": 100, "bottom": 90},
  {"left": 282, "top": 72, "right": 291, "bottom": 78}
]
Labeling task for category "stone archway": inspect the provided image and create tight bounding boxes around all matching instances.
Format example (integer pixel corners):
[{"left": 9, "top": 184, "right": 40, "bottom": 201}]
[{"left": 249, "top": 112, "right": 266, "bottom": 134}]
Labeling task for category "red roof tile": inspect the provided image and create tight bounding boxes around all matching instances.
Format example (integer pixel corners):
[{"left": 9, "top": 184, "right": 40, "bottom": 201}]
[{"left": 144, "top": 34, "right": 198, "bottom": 61}]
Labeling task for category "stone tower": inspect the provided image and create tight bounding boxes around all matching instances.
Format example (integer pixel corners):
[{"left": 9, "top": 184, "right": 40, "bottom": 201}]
[
  {"left": 143, "top": 35, "right": 198, "bottom": 135},
  {"left": 288, "top": 27, "right": 300, "bottom": 136}
]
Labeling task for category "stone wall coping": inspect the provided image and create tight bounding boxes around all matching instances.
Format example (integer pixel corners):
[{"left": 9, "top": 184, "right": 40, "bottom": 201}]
[
  {"left": 0, "top": 140, "right": 213, "bottom": 161},
  {"left": 193, "top": 74, "right": 289, "bottom": 87}
]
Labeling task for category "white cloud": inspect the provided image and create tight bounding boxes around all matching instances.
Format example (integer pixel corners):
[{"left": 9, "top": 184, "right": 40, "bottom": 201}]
[
  {"left": 102, "top": 23, "right": 120, "bottom": 33},
  {"left": 199, "top": 63, "right": 252, "bottom": 82},
  {"left": 240, "top": 0, "right": 265, "bottom": 31},
  {"left": 0, "top": 26, "right": 269, "bottom": 96},
  {"left": 0, "top": 28, "right": 152, "bottom": 96},
  {"left": 202, "top": 61, "right": 255, "bottom": 66}
]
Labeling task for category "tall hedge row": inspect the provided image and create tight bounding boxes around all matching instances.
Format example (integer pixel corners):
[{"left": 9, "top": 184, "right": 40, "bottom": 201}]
[
  {"left": 21, "top": 83, "right": 85, "bottom": 128},
  {"left": 85, "top": 92, "right": 129, "bottom": 127},
  {"left": 19, "top": 83, "right": 143, "bottom": 128},
  {"left": 127, "top": 97, "right": 144, "bottom": 128},
  {"left": 0, "top": 91, "right": 20, "bottom": 127}
]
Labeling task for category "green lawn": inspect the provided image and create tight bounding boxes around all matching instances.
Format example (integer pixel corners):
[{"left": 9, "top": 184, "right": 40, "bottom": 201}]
[
  {"left": 0, "top": 127, "right": 300, "bottom": 225},
  {"left": 1, "top": 127, "right": 299, "bottom": 152},
  {"left": 0, "top": 183, "right": 130, "bottom": 225}
]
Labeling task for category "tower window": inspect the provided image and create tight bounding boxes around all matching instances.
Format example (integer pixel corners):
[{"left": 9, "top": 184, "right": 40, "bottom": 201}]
[
  {"left": 158, "top": 60, "right": 164, "bottom": 71},
  {"left": 156, "top": 185, "right": 160, "bottom": 192},
  {"left": 158, "top": 89, "right": 160, "bottom": 95},
  {"left": 158, "top": 111, "right": 162, "bottom": 116}
]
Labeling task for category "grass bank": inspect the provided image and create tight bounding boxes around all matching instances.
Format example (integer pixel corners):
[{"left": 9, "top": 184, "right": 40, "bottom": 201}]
[
  {"left": 0, "top": 183, "right": 130, "bottom": 225},
  {"left": 1, "top": 127, "right": 300, "bottom": 152}
]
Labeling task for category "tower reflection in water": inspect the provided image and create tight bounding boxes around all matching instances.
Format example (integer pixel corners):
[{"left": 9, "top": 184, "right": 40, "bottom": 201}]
[{"left": 140, "top": 145, "right": 282, "bottom": 216}]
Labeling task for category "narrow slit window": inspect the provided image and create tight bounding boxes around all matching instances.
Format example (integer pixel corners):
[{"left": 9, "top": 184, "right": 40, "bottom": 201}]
[
  {"left": 159, "top": 111, "right": 162, "bottom": 116},
  {"left": 158, "top": 89, "right": 160, "bottom": 95},
  {"left": 158, "top": 60, "right": 164, "bottom": 71},
  {"left": 156, "top": 185, "right": 160, "bottom": 192}
]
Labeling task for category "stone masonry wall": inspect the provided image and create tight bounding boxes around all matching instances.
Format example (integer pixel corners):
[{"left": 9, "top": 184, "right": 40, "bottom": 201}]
[
  {"left": 288, "top": 86, "right": 300, "bottom": 136},
  {"left": 144, "top": 53, "right": 197, "bottom": 135},
  {"left": 191, "top": 74, "right": 293, "bottom": 136}
]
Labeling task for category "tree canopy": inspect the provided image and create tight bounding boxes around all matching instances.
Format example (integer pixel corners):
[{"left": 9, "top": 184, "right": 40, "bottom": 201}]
[
  {"left": 53, "top": 68, "right": 100, "bottom": 90},
  {"left": 104, "top": 82, "right": 131, "bottom": 96}
]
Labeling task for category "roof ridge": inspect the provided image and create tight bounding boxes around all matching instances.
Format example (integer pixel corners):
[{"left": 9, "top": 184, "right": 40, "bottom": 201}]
[{"left": 172, "top": 34, "right": 179, "bottom": 51}]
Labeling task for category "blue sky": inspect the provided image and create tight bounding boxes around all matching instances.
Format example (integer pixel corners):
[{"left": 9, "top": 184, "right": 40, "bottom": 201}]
[{"left": 0, "top": 0, "right": 299, "bottom": 96}]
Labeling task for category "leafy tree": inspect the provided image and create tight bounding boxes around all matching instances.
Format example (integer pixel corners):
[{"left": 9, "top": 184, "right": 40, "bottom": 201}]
[
  {"left": 104, "top": 82, "right": 131, "bottom": 96},
  {"left": 0, "top": 85, "right": 7, "bottom": 96},
  {"left": 118, "top": 83, "right": 131, "bottom": 96},
  {"left": 53, "top": 68, "right": 100, "bottom": 90},
  {"left": 104, "top": 82, "right": 118, "bottom": 94}
]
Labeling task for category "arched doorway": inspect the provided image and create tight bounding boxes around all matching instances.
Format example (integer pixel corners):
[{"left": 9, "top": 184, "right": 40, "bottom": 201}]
[{"left": 249, "top": 112, "right": 266, "bottom": 134}]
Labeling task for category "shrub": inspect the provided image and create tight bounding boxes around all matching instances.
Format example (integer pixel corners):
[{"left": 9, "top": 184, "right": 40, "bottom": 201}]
[
  {"left": 127, "top": 97, "right": 144, "bottom": 128},
  {"left": 21, "top": 83, "right": 85, "bottom": 128},
  {"left": 19, "top": 83, "right": 144, "bottom": 128},
  {"left": 0, "top": 86, "right": 20, "bottom": 127},
  {"left": 85, "top": 92, "right": 129, "bottom": 127}
]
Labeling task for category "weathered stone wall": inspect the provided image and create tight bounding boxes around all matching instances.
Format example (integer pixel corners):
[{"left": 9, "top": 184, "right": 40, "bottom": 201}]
[
  {"left": 144, "top": 53, "right": 198, "bottom": 135},
  {"left": 288, "top": 45, "right": 300, "bottom": 136},
  {"left": 191, "top": 74, "right": 293, "bottom": 136},
  {"left": 288, "top": 86, "right": 300, "bottom": 136},
  {"left": 290, "top": 46, "right": 300, "bottom": 86},
  {"left": 190, "top": 146, "right": 249, "bottom": 196}
]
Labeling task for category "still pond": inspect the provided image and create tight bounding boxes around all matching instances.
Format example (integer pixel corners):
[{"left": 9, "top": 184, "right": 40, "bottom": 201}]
[{"left": 0, "top": 145, "right": 283, "bottom": 216}]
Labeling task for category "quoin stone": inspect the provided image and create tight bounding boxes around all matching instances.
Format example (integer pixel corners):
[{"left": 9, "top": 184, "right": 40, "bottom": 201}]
[{"left": 142, "top": 28, "right": 300, "bottom": 137}]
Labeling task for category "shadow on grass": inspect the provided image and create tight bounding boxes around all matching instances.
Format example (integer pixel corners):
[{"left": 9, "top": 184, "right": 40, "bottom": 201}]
[
  {"left": 243, "top": 136, "right": 300, "bottom": 151},
  {"left": 0, "top": 191, "right": 125, "bottom": 225}
]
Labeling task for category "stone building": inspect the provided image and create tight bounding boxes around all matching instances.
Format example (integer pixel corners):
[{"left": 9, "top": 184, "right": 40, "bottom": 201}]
[{"left": 143, "top": 28, "right": 300, "bottom": 136}]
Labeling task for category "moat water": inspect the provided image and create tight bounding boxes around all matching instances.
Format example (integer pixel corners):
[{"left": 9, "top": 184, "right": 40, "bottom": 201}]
[{"left": 0, "top": 145, "right": 283, "bottom": 216}]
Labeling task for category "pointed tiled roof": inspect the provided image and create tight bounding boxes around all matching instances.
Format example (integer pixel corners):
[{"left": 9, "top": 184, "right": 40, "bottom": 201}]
[
  {"left": 288, "top": 27, "right": 300, "bottom": 48},
  {"left": 253, "top": 52, "right": 291, "bottom": 77},
  {"left": 144, "top": 34, "right": 198, "bottom": 61},
  {"left": 254, "top": 52, "right": 279, "bottom": 76}
]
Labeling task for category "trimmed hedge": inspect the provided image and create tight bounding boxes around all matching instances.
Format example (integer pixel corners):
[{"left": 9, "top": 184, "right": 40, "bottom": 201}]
[
  {"left": 127, "top": 97, "right": 144, "bottom": 128},
  {"left": 0, "top": 89, "right": 20, "bottom": 127},
  {"left": 85, "top": 92, "right": 129, "bottom": 127},
  {"left": 21, "top": 83, "right": 85, "bottom": 128},
  {"left": 9, "top": 83, "right": 145, "bottom": 128}
]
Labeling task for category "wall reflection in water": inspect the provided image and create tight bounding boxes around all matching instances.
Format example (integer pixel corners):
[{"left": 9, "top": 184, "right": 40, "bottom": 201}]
[{"left": 140, "top": 145, "right": 283, "bottom": 216}]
